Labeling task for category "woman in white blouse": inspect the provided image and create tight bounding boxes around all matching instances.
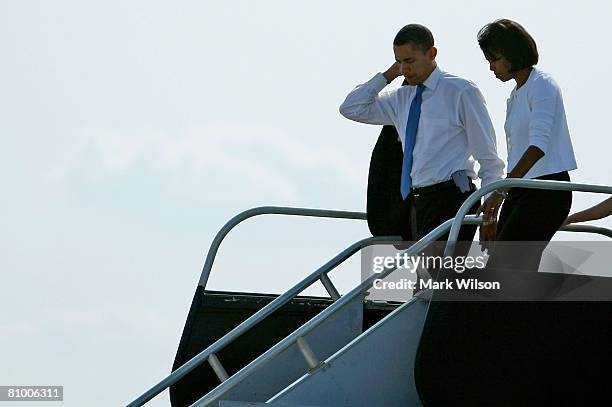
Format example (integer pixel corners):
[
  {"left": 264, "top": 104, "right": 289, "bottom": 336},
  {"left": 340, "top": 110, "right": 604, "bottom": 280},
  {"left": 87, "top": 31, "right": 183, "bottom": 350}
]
[{"left": 476, "top": 19, "right": 577, "bottom": 271}]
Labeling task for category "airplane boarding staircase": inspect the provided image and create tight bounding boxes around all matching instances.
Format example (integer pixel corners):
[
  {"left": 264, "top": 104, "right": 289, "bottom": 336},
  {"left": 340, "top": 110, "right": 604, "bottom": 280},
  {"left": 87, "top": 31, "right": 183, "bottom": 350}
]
[{"left": 128, "top": 179, "right": 612, "bottom": 407}]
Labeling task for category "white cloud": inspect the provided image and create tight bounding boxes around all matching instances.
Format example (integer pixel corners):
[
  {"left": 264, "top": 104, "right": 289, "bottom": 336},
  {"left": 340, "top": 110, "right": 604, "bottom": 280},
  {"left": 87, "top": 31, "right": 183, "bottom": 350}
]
[
  {"left": 45, "top": 122, "right": 364, "bottom": 203},
  {"left": 0, "top": 301, "right": 175, "bottom": 346}
]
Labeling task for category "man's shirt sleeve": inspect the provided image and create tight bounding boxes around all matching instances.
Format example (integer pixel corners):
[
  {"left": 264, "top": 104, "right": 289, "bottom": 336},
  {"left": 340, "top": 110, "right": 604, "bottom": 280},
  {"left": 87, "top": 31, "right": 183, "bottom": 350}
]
[
  {"left": 339, "top": 73, "right": 397, "bottom": 125},
  {"left": 459, "top": 84, "right": 505, "bottom": 187}
]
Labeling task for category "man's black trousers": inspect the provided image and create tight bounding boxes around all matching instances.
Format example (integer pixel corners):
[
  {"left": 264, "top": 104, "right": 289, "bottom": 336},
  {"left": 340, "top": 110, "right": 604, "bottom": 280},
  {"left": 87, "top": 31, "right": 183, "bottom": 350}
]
[{"left": 399, "top": 181, "right": 481, "bottom": 243}]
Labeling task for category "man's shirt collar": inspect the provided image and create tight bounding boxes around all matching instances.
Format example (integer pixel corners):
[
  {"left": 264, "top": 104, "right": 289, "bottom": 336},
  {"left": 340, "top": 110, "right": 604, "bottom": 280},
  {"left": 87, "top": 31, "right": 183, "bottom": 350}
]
[{"left": 422, "top": 65, "right": 442, "bottom": 91}]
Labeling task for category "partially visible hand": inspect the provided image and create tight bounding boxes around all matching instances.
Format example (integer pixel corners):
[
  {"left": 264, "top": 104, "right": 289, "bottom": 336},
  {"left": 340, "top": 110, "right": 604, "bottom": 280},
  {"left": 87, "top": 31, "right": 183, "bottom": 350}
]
[
  {"left": 383, "top": 62, "right": 401, "bottom": 83},
  {"left": 476, "top": 194, "right": 504, "bottom": 251}
]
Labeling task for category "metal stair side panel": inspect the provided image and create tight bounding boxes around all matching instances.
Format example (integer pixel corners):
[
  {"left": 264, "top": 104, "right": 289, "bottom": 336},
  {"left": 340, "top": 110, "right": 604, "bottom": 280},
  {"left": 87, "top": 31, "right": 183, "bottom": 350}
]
[
  {"left": 216, "top": 294, "right": 364, "bottom": 404},
  {"left": 267, "top": 298, "right": 428, "bottom": 407}
]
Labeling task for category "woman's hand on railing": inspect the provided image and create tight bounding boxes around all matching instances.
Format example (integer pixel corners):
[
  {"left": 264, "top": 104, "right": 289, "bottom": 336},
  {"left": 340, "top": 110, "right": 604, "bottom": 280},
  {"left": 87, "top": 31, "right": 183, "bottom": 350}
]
[{"left": 476, "top": 193, "right": 504, "bottom": 251}]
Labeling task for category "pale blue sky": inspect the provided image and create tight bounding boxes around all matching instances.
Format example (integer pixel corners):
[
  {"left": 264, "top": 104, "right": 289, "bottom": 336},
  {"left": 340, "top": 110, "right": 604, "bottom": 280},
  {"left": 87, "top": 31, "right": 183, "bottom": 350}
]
[{"left": 1, "top": 1, "right": 611, "bottom": 405}]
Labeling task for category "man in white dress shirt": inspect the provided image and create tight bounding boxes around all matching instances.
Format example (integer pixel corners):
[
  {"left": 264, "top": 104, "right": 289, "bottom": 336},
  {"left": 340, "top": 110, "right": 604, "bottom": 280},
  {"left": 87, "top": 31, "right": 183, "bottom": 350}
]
[{"left": 340, "top": 24, "right": 504, "bottom": 244}]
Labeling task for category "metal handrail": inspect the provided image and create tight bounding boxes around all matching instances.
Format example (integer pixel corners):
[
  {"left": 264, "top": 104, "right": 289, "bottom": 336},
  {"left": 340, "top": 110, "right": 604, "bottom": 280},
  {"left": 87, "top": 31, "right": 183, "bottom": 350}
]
[
  {"left": 188, "top": 216, "right": 483, "bottom": 406},
  {"left": 127, "top": 235, "right": 396, "bottom": 407},
  {"left": 559, "top": 224, "right": 612, "bottom": 239},
  {"left": 198, "top": 207, "right": 367, "bottom": 287},
  {"left": 444, "top": 179, "right": 612, "bottom": 257}
]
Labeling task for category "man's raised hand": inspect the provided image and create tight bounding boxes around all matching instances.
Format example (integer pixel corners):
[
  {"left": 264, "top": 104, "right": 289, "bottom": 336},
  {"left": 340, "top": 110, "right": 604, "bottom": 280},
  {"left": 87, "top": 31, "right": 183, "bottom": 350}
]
[{"left": 383, "top": 61, "right": 401, "bottom": 82}]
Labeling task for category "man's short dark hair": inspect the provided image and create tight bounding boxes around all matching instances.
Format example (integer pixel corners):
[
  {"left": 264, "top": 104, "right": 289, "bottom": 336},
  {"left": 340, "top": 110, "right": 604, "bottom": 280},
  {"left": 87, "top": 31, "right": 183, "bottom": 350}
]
[
  {"left": 393, "top": 24, "right": 434, "bottom": 52},
  {"left": 477, "top": 19, "right": 539, "bottom": 71}
]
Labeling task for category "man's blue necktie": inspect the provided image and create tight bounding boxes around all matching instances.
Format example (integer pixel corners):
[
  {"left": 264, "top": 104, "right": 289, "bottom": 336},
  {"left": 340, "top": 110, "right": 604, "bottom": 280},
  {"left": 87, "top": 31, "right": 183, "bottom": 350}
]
[{"left": 400, "top": 84, "right": 425, "bottom": 200}]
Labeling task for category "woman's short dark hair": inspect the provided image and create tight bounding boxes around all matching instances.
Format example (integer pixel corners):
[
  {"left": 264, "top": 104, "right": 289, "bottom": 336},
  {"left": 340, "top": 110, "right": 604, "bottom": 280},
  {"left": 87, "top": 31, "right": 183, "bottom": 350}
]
[
  {"left": 393, "top": 24, "right": 434, "bottom": 52},
  {"left": 477, "top": 19, "right": 538, "bottom": 71}
]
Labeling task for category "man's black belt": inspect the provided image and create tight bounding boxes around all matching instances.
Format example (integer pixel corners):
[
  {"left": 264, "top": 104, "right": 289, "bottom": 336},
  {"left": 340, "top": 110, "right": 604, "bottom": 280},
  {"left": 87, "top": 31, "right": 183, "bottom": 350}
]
[{"left": 411, "top": 179, "right": 461, "bottom": 195}]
